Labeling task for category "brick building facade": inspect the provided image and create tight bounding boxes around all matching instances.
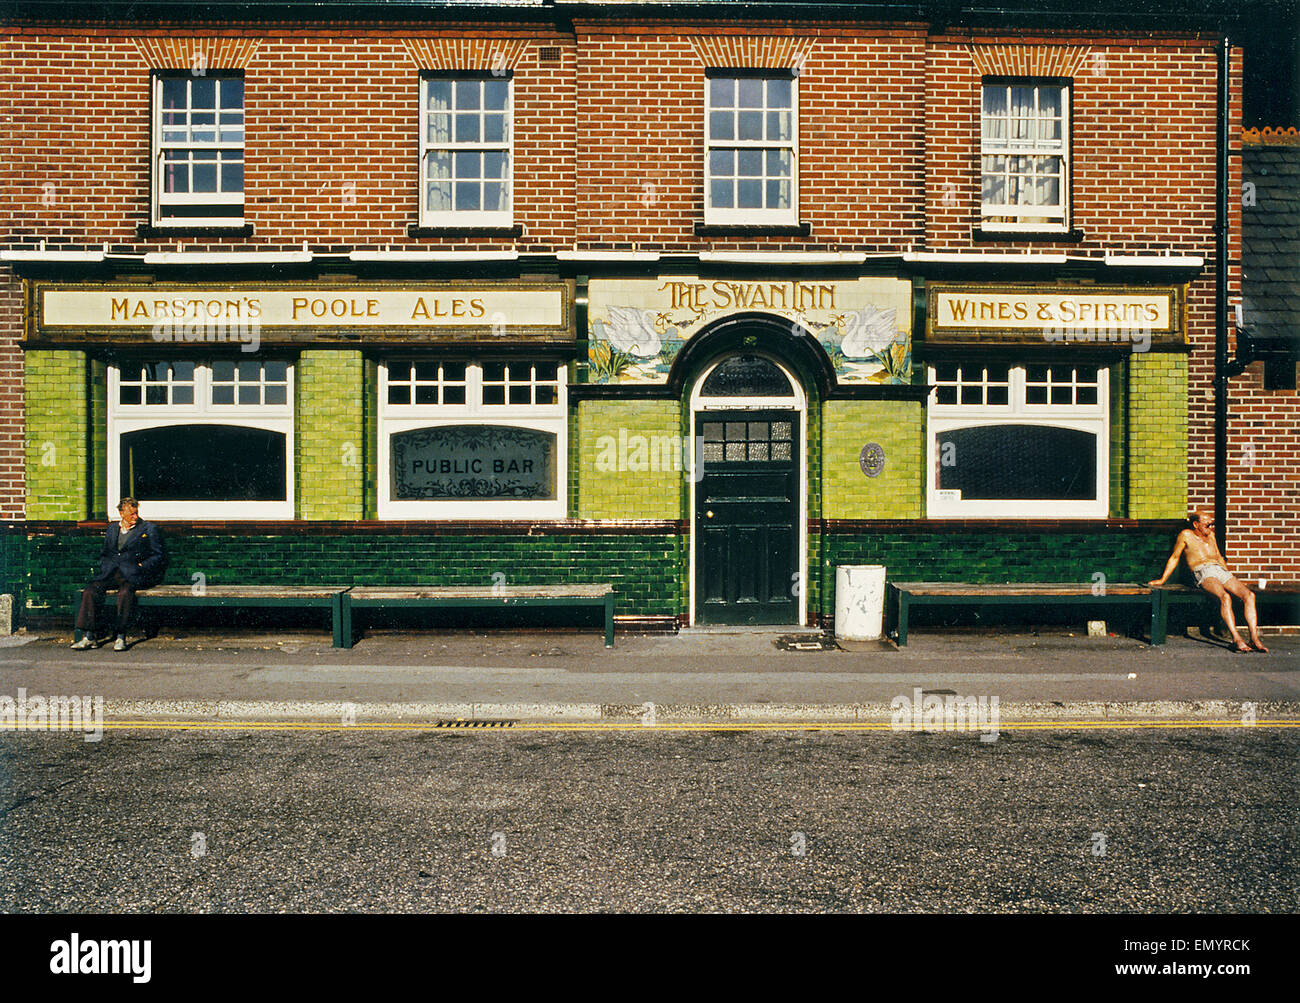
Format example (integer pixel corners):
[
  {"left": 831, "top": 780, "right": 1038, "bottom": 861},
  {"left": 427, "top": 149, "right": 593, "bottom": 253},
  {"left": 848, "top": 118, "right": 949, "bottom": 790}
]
[{"left": 1, "top": 0, "right": 1291, "bottom": 635}]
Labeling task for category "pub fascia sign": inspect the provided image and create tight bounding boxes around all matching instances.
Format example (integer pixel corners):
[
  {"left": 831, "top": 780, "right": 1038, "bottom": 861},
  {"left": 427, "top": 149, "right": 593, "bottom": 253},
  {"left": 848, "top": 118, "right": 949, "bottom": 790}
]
[
  {"left": 586, "top": 275, "right": 913, "bottom": 385},
  {"left": 926, "top": 284, "right": 1184, "bottom": 345},
  {"left": 32, "top": 282, "right": 570, "bottom": 340}
]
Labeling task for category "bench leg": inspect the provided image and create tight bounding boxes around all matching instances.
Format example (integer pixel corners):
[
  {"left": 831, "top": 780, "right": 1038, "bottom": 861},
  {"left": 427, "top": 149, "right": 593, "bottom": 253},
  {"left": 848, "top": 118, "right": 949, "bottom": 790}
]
[
  {"left": 897, "top": 593, "right": 909, "bottom": 646},
  {"left": 1150, "top": 591, "right": 1167, "bottom": 645},
  {"left": 336, "top": 593, "right": 355, "bottom": 649},
  {"left": 604, "top": 594, "right": 615, "bottom": 649}
]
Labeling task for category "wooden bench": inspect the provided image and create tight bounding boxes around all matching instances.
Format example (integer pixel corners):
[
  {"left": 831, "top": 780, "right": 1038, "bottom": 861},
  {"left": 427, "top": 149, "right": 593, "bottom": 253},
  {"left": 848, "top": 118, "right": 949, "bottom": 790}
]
[
  {"left": 77, "top": 585, "right": 351, "bottom": 647},
  {"left": 1152, "top": 583, "right": 1300, "bottom": 642},
  {"left": 888, "top": 581, "right": 1162, "bottom": 646},
  {"left": 338, "top": 584, "right": 617, "bottom": 649}
]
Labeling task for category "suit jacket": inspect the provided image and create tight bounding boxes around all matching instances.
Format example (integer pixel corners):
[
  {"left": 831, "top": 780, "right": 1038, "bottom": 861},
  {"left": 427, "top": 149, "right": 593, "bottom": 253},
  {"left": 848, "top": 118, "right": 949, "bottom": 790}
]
[{"left": 93, "top": 520, "right": 168, "bottom": 588}]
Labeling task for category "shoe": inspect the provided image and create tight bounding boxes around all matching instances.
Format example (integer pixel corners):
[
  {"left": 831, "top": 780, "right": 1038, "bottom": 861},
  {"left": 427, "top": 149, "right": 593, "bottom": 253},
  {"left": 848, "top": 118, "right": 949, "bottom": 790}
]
[
  {"left": 70, "top": 636, "right": 95, "bottom": 650},
  {"left": 113, "top": 636, "right": 126, "bottom": 651}
]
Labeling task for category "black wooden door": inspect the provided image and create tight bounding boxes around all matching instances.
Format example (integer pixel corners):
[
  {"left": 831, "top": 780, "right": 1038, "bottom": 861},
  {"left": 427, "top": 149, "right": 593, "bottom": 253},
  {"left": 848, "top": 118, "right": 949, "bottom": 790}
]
[{"left": 694, "top": 410, "right": 799, "bottom": 625}]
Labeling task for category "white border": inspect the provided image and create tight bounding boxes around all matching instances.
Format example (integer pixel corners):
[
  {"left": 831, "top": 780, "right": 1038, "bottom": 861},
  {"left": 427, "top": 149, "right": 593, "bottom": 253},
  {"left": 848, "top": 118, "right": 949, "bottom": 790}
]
[
  {"left": 107, "top": 362, "right": 294, "bottom": 519},
  {"left": 418, "top": 75, "right": 514, "bottom": 229},
  {"left": 702, "top": 74, "right": 799, "bottom": 226},
  {"left": 924, "top": 363, "right": 1109, "bottom": 518},
  {"left": 377, "top": 359, "right": 566, "bottom": 519},
  {"left": 687, "top": 353, "right": 807, "bottom": 627}
]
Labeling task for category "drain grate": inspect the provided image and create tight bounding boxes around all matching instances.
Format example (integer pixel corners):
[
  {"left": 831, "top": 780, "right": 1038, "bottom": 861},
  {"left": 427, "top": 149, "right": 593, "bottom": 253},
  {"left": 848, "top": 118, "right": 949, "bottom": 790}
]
[
  {"left": 774, "top": 634, "right": 840, "bottom": 652},
  {"left": 433, "top": 719, "right": 517, "bottom": 729}
]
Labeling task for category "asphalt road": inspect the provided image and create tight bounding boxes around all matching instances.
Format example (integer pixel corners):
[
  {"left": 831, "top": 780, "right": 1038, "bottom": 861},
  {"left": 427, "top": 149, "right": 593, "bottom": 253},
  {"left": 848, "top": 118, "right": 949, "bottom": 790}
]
[{"left": 1, "top": 727, "right": 1295, "bottom": 912}]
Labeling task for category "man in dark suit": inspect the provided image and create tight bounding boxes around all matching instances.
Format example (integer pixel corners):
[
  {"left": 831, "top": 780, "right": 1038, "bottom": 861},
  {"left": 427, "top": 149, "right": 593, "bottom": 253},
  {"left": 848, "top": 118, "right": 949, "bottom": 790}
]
[{"left": 72, "top": 497, "right": 168, "bottom": 651}]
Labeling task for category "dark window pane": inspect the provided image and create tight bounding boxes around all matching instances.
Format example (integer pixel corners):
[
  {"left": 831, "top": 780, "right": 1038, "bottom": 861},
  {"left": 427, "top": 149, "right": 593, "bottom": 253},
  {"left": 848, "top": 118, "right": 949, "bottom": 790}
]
[
  {"left": 483, "top": 385, "right": 505, "bottom": 405},
  {"left": 212, "top": 385, "right": 234, "bottom": 405},
  {"left": 387, "top": 385, "right": 410, "bottom": 405},
  {"left": 190, "top": 77, "right": 216, "bottom": 108},
  {"left": 390, "top": 425, "right": 556, "bottom": 500},
  {"left": 264, "top": 385, "right": 287, "bottom": 406},
  {"left": 535, "top": 385, "right": 557, "bottom": 405},
  {"left": 935, "top": 424, "right": 1096, "bottom": 500},
  {"left": 238, "top": 385, "right": 260, "bottom": 405},
  {"left": 483, "top": 362, "right": 507, "bottom": 382},
  {"left": 220, "top": 77, "right": 243, "bottom": 109},
  {"left": 709, "top": 78, "right": 735, "bottom": 108},
  {"left": 1026, "top": 384, "right": 1048, "bottom": 404},
  {"left": 936, "top": 386, "right": 957, "bottom": 405},
  {"left": 1027, "top": 364, "right": 1049, "bottom": 383},
  {"left": 120, "top": 424, "right": 287, "bottom": 501},
  {"left": 509, "top": 385, "right": 531, "bottom": 404},
  {"left": 454, "top": 182, "right": 481, "bottom": 211},
  {"left": 1051, "top": 386, "right": 1072, "bottom": 405},
  {"left": 415, "top": 385, "right": 439, "bottom": 405},
  {"left": 454, "top": 79, "right": 480, "bottom": 110},
  {"left": 960, "top": 384, "right": 983, "bottom": 405},
  {"left": 413, "top": 361, "right": 439, "bottom": 382},
  {"left": 934, "top": 363, "right": 958, "bottom": 382},
  {"left": 146, "top": 386, "right": 167, "bottom": 405},
  {"left": 119, "top": 385, "right": 141, "bottom": 405},
  {"left": 700, "top": 354, "right": 793, "bottom": 397},
  {"left": 736, "top": 179, "right": 762, "bottom": 207},
  {"left": 442, "top": 385, "right": 466, "bottom": 405},
  {"left": 738, "top": 78, "right": 763, "bottom": 107},
  {"left": 484, "top": 80, "right": 508, "bottom": 110},
  {"left": 172, "top": 386, "right": 194, "bottom": 405},
  {"left": 1077, "top": 386, "right": 1098, "bottom": 405},
  {"left": 987, "top": 385, "right": 1009, "bottom": 406},
  {"left": 442, "top": 362, "right": 467, "bottom": 382}
]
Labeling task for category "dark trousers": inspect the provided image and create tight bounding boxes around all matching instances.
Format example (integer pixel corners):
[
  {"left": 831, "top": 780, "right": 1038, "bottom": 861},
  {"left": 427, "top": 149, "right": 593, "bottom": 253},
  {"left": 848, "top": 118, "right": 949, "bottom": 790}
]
[{"left": 76, "top": 572, "right": 138, "bottom": 639}]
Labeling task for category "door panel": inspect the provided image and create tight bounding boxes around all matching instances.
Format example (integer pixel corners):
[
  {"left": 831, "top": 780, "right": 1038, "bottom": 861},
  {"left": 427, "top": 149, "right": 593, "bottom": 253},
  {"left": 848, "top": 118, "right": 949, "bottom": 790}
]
[{"left": 694, "top": 410, "right": 799, "bottom": 625}]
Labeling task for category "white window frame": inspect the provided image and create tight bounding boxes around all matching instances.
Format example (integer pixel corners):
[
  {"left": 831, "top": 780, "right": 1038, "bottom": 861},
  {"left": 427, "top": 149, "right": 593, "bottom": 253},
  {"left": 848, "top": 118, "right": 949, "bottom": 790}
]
[
  {"left": 378, "top": 358, "right": 566, "bottom": 519},
  {"left": 150, "top": 72, "right": 246, "bottom": 228},
  {"left": 419, "top": 73, "right": 514, "bottom": 228},
  {"left": 704, "top": 71, "right": 799, "bottom": 226},
  {"left": 108, "top": 360, "right": 294, "bottom": 520},
  {"left": 926, "top": 361, "right": 1107, "bottom": 518},
  {"left": 979, "top": 80, "right": 1070, "bottom": 233}
]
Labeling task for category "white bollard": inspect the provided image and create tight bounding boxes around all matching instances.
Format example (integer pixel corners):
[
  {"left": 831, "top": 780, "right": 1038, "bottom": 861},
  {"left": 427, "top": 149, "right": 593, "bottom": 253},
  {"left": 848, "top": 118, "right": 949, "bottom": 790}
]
[{"left": 835, "top": 565, "right": 887, "bottom": 641}]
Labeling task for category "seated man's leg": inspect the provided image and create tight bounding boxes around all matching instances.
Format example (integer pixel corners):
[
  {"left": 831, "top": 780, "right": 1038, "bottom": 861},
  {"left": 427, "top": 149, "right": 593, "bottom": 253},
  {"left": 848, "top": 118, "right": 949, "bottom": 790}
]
[
  {"left": 112, "top": 572, "right": 138, "bottom": 642},
  {"left": 75, "top": 579, "right": 109, "bottom": 643},
  {"left": 1225, "top": 577, "right": 1268, "bottom": 653},
  {"left": 1199, "top": 577, "right": 1250, "bottom": 652}
]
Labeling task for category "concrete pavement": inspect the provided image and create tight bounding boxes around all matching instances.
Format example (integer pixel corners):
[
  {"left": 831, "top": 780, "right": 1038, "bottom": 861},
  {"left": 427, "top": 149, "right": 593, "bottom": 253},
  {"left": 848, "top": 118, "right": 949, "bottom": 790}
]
[{"left": 0, "top": 624, "right": 1296, "bottom": 720}]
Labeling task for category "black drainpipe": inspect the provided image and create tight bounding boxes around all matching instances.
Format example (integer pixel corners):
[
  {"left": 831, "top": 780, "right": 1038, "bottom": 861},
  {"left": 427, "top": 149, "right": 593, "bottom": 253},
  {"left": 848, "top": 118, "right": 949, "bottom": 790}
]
[{"left": 1213, "top": 35, "right": 1230, "bottom": 553}]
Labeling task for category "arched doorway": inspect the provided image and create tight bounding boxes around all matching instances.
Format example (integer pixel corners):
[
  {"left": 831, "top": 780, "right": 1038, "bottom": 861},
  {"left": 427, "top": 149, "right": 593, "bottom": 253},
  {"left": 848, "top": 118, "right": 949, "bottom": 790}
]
[{"left": 689, "top": 352, "right": 807, "bottom": 626}]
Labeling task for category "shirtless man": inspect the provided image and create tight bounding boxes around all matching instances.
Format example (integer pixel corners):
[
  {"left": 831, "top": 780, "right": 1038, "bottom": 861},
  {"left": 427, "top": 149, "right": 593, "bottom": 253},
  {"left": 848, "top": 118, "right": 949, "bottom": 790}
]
[{"left": 1149, "top": 508, "right": 1268, "bottom": 653}]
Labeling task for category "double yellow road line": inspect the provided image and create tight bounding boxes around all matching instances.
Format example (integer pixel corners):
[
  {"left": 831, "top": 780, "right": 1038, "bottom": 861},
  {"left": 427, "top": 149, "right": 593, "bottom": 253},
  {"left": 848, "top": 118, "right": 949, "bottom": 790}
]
[{"left": 5, "top": 718, "right": 1299, "bottom": 733}]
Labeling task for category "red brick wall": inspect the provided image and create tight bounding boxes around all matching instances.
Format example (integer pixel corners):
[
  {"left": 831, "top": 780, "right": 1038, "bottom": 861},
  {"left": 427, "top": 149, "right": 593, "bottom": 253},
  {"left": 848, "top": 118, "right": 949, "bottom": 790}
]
[
  {"left": 1, "top": 19, "right": 1291, "bottom": 578},
  {"left": 573, "top": 22, "right": 927, "bottom": 250},
  {"left": 2, "top": 25, "right": 576, "bottom": 249}
]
